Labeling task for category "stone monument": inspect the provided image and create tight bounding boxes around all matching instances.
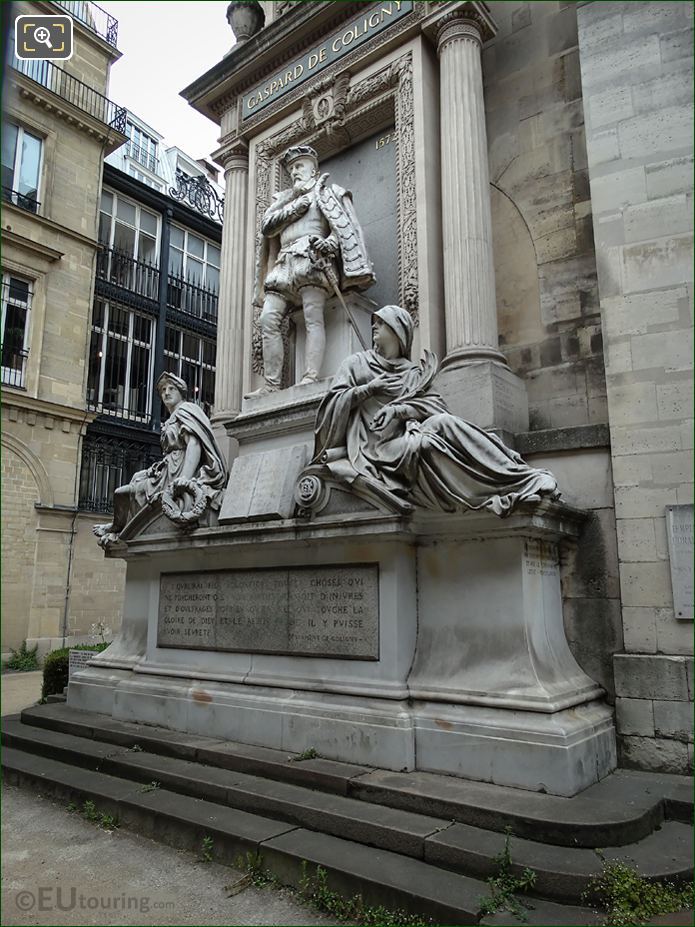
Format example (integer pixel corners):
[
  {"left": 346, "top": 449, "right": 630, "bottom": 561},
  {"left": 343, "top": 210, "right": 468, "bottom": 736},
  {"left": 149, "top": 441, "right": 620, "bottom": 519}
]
[{"left": 70, "top": 0, "right": 617, "bottom": 797}]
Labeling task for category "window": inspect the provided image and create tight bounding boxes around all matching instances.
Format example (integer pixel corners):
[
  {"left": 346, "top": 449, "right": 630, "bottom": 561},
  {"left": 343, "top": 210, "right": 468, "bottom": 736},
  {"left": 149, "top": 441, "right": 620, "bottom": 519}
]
[
  {"left": 1, "top": 121, "right": 42, "bottom": 212},
  {"left": 168, "top": 227, "right": 220, "bottom": 293},
  {"left": 87, "top": 298, "right": 155, "bottom": 421},
  {"left": 128, "top": 165, "right": 163, "bottom": 192},
  {"left": 79, "top": 434, "right": 160, "bottom": 513},
  {"left": 99, "top": 189, "right": 159, "bottom": 263},
  {"left": 163, "top": 326, "right": 216, "bottom": 415},
  {"left": 126, "top": 121, "right": 158, "bottom": 173},
  {"left": 1, "top": 273, "right": 32, "bottom": 387}
]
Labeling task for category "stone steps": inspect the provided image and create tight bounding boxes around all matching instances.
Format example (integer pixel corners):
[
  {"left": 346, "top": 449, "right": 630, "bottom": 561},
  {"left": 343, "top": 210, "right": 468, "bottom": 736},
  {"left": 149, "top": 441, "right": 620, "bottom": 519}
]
[
  {"left": 2, "top": 704, "right": 692, "bottom": 923},
  {"left": 18, "top": 703, "right": 692, "bottom": 844},
  {"left": 3, "top": 746, "right": 589, "bottom": 926}
]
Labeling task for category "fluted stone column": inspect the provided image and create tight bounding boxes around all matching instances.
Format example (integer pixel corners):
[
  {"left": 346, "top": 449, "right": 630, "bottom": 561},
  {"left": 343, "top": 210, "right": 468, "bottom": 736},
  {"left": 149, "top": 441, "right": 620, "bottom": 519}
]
[
  {"left": 434, "top": 7, "right": 529, "bottom": 435},
  {"left": 438, "top": 14, "right": 504, "bottom": 367},
  {"left": 213, "top": 141, "right": 249, "bottom": 423}
]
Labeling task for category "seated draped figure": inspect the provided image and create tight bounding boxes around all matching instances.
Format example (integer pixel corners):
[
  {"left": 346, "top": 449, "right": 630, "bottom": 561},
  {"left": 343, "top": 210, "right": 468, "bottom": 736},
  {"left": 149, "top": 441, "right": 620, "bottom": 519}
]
[
  {"left": 310, "top": 305, "right": 559, "bottom": 517},
  {"left": 93, "top": 372, "right": 228, "bottom": 547}
]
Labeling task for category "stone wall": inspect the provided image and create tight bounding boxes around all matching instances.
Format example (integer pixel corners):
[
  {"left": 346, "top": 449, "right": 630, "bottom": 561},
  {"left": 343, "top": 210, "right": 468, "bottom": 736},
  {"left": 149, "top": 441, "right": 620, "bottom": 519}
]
[
  {"left": 1, "top": 5, "right": 125, "bottom": 656},
  {"left": 482, "top": 1, "right": 622, "bottom": 699},
  {"left": 485, "top": 1, "right": 605, "bottom": 432},
  {"left": 577, "top": 0, "right": 693, "bottom": 773},
  {"left": 68, "top": 515, "right": 126, "bottom": 641}
]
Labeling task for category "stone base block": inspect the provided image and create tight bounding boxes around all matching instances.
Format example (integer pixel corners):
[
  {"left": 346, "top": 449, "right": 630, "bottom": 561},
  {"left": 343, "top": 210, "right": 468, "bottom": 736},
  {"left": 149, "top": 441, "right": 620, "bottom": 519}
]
[
  {"left": 436, "top": 360, "right": 529, "bottom": 435},
  {"left": 68, "top": 669, "right": 615, "bottom": 795},
  {"left": 413, "top": 700, "right": 617, "bottom": 797}
]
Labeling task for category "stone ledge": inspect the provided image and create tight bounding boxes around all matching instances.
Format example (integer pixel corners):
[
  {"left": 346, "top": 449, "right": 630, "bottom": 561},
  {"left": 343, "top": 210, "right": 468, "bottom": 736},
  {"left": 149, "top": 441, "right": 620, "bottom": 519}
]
[{"left": 516, "top": 423, "right": 610, "bottom": 455}]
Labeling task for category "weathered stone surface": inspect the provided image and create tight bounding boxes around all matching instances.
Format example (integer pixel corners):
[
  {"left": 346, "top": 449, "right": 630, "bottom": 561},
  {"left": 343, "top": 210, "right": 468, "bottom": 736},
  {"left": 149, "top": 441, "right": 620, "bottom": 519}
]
[
  {"left": 616, "top": 698, "right": 655, "bottom": 737},
  {"left": 614, "top": 654, "right": 690, "bottom": 701},
  {"left": 653, "top": 699, "right": 694, "bottom": 743},
  {"left": 618, "top": 734, "right": 691, "bottom": 775},
  {"left": 157, "top": 564, "right": 379, "bottom": 659}
]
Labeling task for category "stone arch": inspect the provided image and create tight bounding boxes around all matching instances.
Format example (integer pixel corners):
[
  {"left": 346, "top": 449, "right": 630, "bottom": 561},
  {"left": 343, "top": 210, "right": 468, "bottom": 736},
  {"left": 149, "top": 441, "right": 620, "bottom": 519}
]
[
  {"left": 490, "top": 184, "right": 544, "bottom": 350},
  {"left": 1, "top": 432, "right": 53, "bottom": 506},
  {"left": 1, "top": 438, "right": 45, "bottom": 651}
]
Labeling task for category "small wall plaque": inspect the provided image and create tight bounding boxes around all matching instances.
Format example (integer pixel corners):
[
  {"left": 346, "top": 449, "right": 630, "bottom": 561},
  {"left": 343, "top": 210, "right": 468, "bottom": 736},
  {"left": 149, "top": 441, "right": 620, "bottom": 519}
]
[{"left": 666, "top": 504, "right": 693, "bottom": 620}]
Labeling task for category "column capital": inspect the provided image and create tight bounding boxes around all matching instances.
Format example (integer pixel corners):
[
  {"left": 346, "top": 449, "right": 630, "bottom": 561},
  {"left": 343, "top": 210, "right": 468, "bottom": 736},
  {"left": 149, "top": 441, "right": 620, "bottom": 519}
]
[
  {"left": 216, "top": 138, "right": 249, "bottom": 175},
  {"left": 422, "top": 2, "right": 497, "bottom": 51}
]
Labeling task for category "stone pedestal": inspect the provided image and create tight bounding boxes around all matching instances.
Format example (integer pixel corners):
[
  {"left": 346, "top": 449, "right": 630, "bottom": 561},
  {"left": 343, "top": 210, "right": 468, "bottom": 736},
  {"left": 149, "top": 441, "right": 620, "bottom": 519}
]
[
  {"left": 71, "top": 501, "right": 616, "bottom": 796},
  {"left": 436, "top": 361, "right": 529, "bottom": 438}
]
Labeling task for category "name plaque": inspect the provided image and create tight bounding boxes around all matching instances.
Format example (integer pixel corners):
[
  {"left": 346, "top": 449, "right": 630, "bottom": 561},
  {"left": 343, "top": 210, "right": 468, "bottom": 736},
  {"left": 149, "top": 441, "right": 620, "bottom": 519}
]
[
  {"left": 242, "top": 1, "right": 412, "bottom": 119},
  {"left": 157, "top": 565, "right": 379, "bottom": 659},
  {"left": 666, "top": 505, "right": 693, "bottom": 620}
]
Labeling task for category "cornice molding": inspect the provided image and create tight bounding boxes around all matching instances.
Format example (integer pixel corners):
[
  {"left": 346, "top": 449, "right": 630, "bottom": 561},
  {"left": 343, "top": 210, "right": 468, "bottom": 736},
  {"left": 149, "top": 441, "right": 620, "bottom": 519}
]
[{"left": 0, "top": 228, "right": 64, "bottom": 263}]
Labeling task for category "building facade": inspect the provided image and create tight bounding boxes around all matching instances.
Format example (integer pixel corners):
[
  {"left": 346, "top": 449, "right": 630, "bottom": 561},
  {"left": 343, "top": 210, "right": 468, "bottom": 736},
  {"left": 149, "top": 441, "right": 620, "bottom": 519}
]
[
  {"left": 2, "top": 0, "right": 126, "bottom": 658},
  {"left": 1, "top": 7, "right": 223, "bottom": 659},
  {"left": 80, "top": 111, "right": 223, "bottom": 526}
]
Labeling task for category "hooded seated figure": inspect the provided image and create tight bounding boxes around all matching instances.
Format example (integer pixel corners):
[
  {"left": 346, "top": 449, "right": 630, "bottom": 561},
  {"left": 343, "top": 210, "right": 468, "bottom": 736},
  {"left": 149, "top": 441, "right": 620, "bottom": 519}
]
[
  {"left": 93, "top": 372, "right": 227, "bottom": 546},
  {"left": 312, "top": 305, "right": 559, "bottom": 517}
]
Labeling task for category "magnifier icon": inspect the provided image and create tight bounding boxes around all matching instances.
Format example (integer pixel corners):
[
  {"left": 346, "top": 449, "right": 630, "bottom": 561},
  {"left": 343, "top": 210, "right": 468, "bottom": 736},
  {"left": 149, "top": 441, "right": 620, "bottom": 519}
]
[{"left": 34, "top": 26, "right": 53, "bottom": 48}]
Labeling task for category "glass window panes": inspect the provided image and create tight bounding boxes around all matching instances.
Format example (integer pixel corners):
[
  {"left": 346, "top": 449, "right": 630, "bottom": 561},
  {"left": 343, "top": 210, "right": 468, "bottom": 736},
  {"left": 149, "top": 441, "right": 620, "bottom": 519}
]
[
  {"left": 2, "top": 272, "right": 32, "bottom": 386},
  {"left": 2, "top": 121, "right": 41, "bottom": 206},
  {"left": 140, "top": 210, "right": 157, "bottom": 236},
  {"left": 99, "top": 190, "right": 160, "bottom": 266},
  {"left": 100, "top": 190, "right": 113, "bottom": 214},
  {"left": 168, "top": 227, "right": 220, "bottom": 295},
  {"left": 187, "top": 234, "right": 205, "bottom": 259},
  {"left": 163, "top": 327, "right": 216, "bottom": 415},
  {"left": 87, "top": 299, "right": 155, "bottom": 422},
  {"left": 116, "top": 198, "right": 136, "bottom": 225},
  {"left": 18, "top": 132, "right": 41, "bottom": 199}
]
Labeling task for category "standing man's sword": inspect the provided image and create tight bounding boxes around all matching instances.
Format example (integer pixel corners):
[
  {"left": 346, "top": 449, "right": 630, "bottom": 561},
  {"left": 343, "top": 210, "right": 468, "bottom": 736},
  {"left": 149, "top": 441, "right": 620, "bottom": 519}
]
[{"left": 310, "top": 243, "right": 369, "bottom": 351}]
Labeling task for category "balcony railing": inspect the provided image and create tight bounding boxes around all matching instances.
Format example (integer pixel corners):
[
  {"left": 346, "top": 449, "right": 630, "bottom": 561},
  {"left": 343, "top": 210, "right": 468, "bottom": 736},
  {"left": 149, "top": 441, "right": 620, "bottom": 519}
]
[
  {"left": 127, "top": 142, "right": 158, "bottom": 174},
  {"left": 2, "top": 187, "right": 39, "bottom": 214},
  {"left": 97, "top": 247, "right": 159, "bottom": 302},
  {"left": 167, "top": 272, "right": 218, "bottom": 326},
  {"left": 53, "top": 0, "right": 118, "bottom": 48},
  {"left": 11, "top": 57, "right": 126, "bottom": 134},
  {"left": 1, "top": 349, "right": 29, "bottom": 388}
]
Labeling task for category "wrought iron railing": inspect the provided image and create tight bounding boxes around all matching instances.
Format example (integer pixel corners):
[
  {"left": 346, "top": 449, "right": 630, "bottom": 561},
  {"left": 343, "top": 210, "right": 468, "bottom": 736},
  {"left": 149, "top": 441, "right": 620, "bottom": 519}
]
[
  {"left": 53, "top": 0, "right": 118, "bottom": 48},
  {"left": 97, "top": 247, "right": 159, "bottom": 301},
  {"left": 170, "top": 171, "right": 224, "bottom": 223},
  {"left": 79, "top": 433, "right": 160, "bottom": 513},
  {"left": 11, "top": 56, "right": 126, "bottom": 133},
  {"left": 1, "top": 349, "right": 29, "bottom": 388},
  {"left": 166, "top": 271, "right": 218, "bottom": 325},
  {"left": 2, "top": 187, "right": 39, "bottom": 214},
  {"left": 127, "top": 142, "right": 158, "bottom": 173}
]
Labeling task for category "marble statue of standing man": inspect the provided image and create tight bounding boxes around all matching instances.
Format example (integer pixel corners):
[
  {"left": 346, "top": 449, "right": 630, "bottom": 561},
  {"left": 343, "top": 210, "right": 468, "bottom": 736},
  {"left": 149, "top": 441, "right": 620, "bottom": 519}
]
[{"left": 247, "top": 145, "right": 375, "bottom": 397}]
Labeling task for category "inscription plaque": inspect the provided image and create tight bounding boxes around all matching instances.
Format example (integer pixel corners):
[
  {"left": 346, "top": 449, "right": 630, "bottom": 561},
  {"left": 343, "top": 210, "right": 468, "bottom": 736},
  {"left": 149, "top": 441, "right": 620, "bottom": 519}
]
[
  {"left": 158, "top": 565, "right": 379, "bottom": 659},
  {"left": 666, "top": 505, "right": 693, "bottom": 620}
]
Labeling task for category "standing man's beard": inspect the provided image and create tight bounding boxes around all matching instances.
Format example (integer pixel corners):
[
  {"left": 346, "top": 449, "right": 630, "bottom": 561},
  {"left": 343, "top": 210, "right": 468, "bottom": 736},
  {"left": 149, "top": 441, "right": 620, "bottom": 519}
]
[{"left": 292, "top": 176, "right": 317, "bottom": 195}]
